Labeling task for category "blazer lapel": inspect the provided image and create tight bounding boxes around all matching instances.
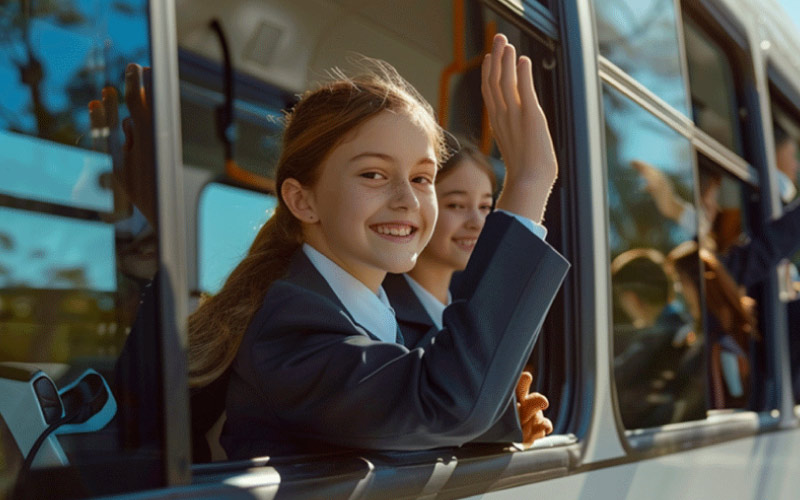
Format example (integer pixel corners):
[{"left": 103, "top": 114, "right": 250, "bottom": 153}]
[{"left": 284, "top": 249, "right": 383, "bottom": 342}]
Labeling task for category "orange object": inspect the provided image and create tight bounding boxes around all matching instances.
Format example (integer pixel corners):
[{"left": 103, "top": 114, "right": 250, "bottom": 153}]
[
  {"left": 225, "top": 159, "right": 276, "bottom": 193},
  {"left": 437, "top": 0, "right": 495, "bottom": 154}
]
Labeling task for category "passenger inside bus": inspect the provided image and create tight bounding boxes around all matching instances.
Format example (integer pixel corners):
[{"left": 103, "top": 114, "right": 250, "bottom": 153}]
[
  {"left": 383, "top": 136, "right": 554, "bottom": 448},
  {"left": 183, "top": 34, "right": 568, "bottom": 459},
  {"left": 667, "top": 241, "right": 758, "bottom": 410},
  {"left": 632, "top": 157, "right": 800, "bottom": 289},
  {"left": 610, "top": 248, "right": 701, "bottom": 428}
]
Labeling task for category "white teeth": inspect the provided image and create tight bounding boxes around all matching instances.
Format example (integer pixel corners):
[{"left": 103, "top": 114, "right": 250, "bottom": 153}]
[{"left": 375, "top": 225, "right": 412, "bottom": 236}]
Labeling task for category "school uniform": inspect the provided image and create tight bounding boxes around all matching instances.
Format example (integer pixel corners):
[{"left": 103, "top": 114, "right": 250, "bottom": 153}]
[
  {"left": 221, "top": 211, "right": 569, "bottom": 459},
  {"left": 382, "top": 273, "right": 527, "bottom": 444}
]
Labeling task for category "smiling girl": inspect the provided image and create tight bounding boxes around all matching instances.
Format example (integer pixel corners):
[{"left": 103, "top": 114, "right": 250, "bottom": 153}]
[
  {"left": 384, "top": 138, "right": 554, "bottom": 449},
  {"left": 188, "top": 35, "right": 569, "bottom": 459}
]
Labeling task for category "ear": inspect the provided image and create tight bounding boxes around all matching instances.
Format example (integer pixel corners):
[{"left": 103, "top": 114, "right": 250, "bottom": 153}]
[{"left": 281, "top": 178, "right": 319, "bottom": 224}]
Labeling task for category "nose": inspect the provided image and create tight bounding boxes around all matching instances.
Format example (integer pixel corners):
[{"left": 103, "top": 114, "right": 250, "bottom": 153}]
[
  {"left": 389, "top": 179, "right": 420, "bottom": 211},
  {"left": 465, "top": 207, "right": 483, "bottom": 229}
]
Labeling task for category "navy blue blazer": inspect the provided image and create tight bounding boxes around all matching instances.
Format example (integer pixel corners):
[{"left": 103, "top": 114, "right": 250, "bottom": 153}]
[
  {"left": 724, "top": 198, "right": 800, "bottom": 288},
  {"left": 382, "top": 272, "right": 525, "bottom": 444},
  {"left": 221, "top": 211, "right": 569, "bottom": 459}
]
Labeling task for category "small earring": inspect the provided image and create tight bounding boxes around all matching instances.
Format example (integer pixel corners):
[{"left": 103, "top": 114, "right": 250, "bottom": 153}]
[{"left": 307, "top": 214, "right": 317, "bottom": 222}]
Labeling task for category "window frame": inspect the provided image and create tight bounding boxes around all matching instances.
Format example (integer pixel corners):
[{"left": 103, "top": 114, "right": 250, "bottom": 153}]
[{"left": 594, "top": 0, "right": 788, "bottom": 458}]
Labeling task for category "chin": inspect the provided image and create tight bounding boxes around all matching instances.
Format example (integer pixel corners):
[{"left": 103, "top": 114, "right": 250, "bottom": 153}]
[{"left": 383, "top": 257, "right": 417, "bottom": 275}]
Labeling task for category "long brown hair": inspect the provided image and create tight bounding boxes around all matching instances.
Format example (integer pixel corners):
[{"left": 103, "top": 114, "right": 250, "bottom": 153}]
[
  {"left": 667, "top": 241, "right": 758, "bottom": 345},
  {"left": 187, "top": 59, "right": 446, "bottom": 388}
]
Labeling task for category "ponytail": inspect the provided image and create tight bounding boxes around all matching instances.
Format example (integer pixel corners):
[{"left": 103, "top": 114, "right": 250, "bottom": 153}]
[{"left": 187, "top": 206, "right": 300, "bottom": 387}]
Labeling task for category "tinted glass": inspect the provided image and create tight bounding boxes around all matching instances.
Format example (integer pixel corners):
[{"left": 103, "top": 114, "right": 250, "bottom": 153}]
[
  {"left": 683, "top": 16, "right": 743, "bottom": 155},
  {"left": 593, "top": 0, "right": 689, "bottom": 115},
  {"left": 198, "top": 183, "right": 277, "bottom": 294},
  {"left": 770, "top": 105, "right": 800, "bottom": 404},
  {"left": 604, "top": 84, "right": 708, "bottom": 428},
  {"left": 0, "top": 1, "right": 166, "bottom": 496},
  {"left": 693, "top": 160, "right": 760, "bottom": 412}
]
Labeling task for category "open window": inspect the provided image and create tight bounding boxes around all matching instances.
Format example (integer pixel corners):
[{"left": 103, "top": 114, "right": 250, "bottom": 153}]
[{"left": 177, "top": 0, "right": 577, "bottom": 494}]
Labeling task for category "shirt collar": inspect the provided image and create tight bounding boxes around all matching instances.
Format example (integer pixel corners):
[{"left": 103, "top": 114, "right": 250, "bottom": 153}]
[
  {"left": 403, "top": 274, "right": 450, "bottom": 330},
  {"left": 302, "top": 244, "right": 398, "bottom": 343}
]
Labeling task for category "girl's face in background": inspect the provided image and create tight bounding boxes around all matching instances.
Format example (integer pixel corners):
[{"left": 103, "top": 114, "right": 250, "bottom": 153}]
[
  {"left": 420, "top": 159, "right": 493, "bottom": 272},
  {"left": 304, "top": 110, "right": 438, "bottom": 288}
]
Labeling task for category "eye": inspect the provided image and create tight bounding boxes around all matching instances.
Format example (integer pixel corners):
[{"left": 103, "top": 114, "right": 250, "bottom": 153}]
[
  {"left": 446, "top": 203, "right": 465, "bottom": 210},
  {"left": 479, "top": 204, "right": 493, "bottom": 213},
  {"left": 412, "top": 174, "right": 433, "bottom": 185},
  {"left": 360, "top": 171, "right": 386, "bottom": 180}
]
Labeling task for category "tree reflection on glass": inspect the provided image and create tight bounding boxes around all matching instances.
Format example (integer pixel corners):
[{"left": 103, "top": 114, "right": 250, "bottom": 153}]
[{"left": 593, "top": 0, "right": 689, "bottom": 115}]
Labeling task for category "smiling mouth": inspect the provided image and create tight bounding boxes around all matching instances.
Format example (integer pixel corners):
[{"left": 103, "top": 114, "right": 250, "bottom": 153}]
[
  {"left": 453, "top": 238, "right": 478, "bottom": 252},
  {"left": 371, "top": 223, "right": 418, "bottom": 241}
]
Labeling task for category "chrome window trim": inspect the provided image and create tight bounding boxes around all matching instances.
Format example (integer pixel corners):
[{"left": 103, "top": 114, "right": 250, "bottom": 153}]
[
  {"left": 561, "top": 0, "right": 628, "bottom": 465},
  {"left": 150, "top": 0, "right": 192, "bottom": 486},
  {"left": 599, "top": 56, "right": 757, "bottom": 185}
]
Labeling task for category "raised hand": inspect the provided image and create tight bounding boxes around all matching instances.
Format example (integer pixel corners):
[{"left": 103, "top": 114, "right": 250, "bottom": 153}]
[
  {"left": 88, "top": 63, "right": 156, "bottom": 227},
  {"left": 631, "top": 159, "right": 685, "bottom": 222},
  {"left": 515, "top": 371, "right": 553, "bottom": 448},
  {"left": 481, "top": 34, "right": 558, "bottom": 223}
]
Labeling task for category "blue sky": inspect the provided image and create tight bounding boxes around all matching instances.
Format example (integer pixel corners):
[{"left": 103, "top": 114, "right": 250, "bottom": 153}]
[{"left": 778, "top": 1, "right": 800, "bottom": 32}]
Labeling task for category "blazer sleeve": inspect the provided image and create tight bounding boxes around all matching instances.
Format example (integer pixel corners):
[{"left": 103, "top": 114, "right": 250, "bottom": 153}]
[
  {"left": 724, "top": 199, "right": 800, "bottom": 288},
  {"left": 237, "top": 211, "right": 569, "bottom": 451}
]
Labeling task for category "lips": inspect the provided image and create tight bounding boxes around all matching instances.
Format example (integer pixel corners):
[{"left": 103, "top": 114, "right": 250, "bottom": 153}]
[
  {"left": 370, "top": 222, "right": 418, "bottom": 242},
  {"left": 453, "top": 237, "right": 478, "bottom": 252}
]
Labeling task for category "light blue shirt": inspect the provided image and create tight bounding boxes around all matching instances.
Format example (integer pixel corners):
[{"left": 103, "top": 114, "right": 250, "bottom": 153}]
[
  {"left": 302, "top": 211, "right": 546, "bottom": 344},
  {"left": 302, "top": 244, "right": 399, "bottom": 343},
  {"left": 403, "top": 274, "right": 449, "bottom": 330}
]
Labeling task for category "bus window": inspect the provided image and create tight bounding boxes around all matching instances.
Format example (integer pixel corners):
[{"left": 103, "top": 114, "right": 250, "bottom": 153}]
[
  {"left": 593, "top": 0, "right": 689, "bottom": 115},
  {"left": 179, "top": 0, "right": 575, "bottom": 463},
  {"left": 198, "top": 183, "right": 277, "bottom": 294},
  {"left": 178, "top": 51, "right": 289, "bottom": 180},
  {"left": 0, "top": 1, "right": 169, "bottom": 497},
  {"left": 603, "top": 84, "right": 706, "bottom": 429},
  {"left": 681, "top": 14, "right": 744, "bottom": 156},
  {"left": 694, "top": 158, "right": 763, "bottom": 412},
  {"left": 770, "top": 101, "right": 800, "bottom": 405}
]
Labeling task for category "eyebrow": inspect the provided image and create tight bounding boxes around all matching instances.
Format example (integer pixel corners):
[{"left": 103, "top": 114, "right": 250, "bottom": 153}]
[
  {"left": 441, "top": 189, "right": 493, "bottom": 197},
  {"left": 349, "top": 152, "right": 436, "bottom": 165}
]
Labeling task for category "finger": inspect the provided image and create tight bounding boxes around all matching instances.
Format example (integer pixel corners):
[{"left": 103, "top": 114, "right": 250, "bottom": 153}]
[
  {"left": 101, "top": 87, "right": 119, "bottom": 128},
  {"left": 489, "top": 34, "right": 507, "bottom": 110},
  {"left": 125, "top": 63, "right": 146, "bottom": 121},
  {"left": 528, "top": 392, "right": 550, "bottom": 412},
  {"left": 499, "top": 44, "right": 519, "bottom": 110},
  {"left": 543, "top": 416, "right": 554, "bottom": 436},
  {"left": 88, "top": 100, "right": 106, "bottom": 129},
  {"left": 142, "top": 66, "right": 153, "bottom": 112},
  {"left": 517, "top": 56, "right": 539, "bottom": 111},
  {"left": 122, "top": 117, "right": 134, "bottom": 152},
  {"left": 515, "top": 371, "right": 533, "bottom": 402}
]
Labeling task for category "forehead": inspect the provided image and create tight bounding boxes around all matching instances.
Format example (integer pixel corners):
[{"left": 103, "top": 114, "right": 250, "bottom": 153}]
[
  {"left": 333, "top": 110, "right": 436, "bottom": 159},
  {"left": 437, "top": 159, "right": 493, "bottom": 194}
]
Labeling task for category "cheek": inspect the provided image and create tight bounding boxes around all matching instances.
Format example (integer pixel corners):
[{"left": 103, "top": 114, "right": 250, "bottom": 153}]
[{"left": 421, "top": 191, "right": 438, "bottom": 228}]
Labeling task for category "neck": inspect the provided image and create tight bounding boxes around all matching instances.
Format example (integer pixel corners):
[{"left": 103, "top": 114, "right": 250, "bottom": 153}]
[
  {"left": 303, "top": 233, "right": 385, "bottom": 293},
  {"left": 407, "top": 258, "right": 454, "bottom": 305}
]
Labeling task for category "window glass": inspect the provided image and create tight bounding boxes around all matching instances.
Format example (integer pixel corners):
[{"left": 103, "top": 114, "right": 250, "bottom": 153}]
[
  {"left": 179, "top": 75, "right": 285, "bottom": 179},
  {"left": 770, "top": 104, "right": 800, "bottom": 405},
  {"left": 693, "top": 159, "right": 761, "bottom": 412},
  {"left": 682, "top": 16, "right": 743, "bottom": 155},
  {"left": 0, "top": 1, "right": 166, "bottom": 496},
  {"left": 603, "top": 84, "right": 708, "bottom": 429},
  {"left": 198, "top": 183, "right": 277, "bottom": 294},
  {"left": 593, "top": 0, "right": 689, "bottom": 115}
]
